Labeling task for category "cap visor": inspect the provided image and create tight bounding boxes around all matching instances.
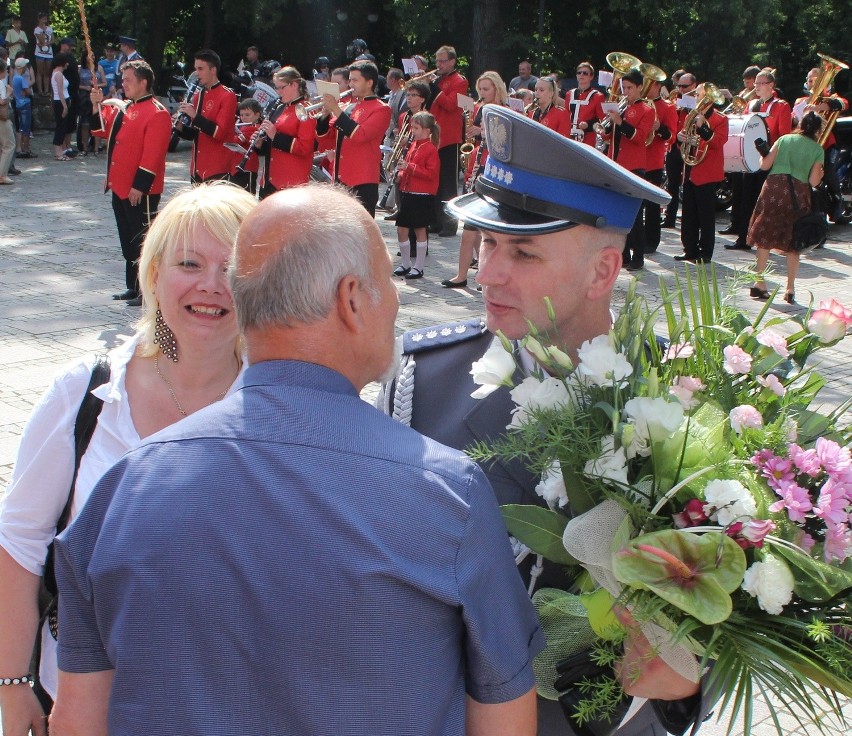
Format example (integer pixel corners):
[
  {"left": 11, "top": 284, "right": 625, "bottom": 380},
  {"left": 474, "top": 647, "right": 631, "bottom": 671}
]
[{"left": 446, "top": 192, "right": 575, "bottom": 235}]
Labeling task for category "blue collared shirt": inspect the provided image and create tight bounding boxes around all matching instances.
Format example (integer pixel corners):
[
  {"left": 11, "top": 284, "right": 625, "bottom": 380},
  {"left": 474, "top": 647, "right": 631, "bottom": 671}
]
[{"left": 57, "top": 360, "right": 544, "bottom": 735}]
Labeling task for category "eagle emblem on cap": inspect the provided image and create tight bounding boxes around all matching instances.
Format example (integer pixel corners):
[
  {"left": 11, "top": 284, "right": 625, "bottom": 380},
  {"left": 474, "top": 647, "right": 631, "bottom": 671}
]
[{"left": 486, "top": 114, "right": 510, "bottom": 162}]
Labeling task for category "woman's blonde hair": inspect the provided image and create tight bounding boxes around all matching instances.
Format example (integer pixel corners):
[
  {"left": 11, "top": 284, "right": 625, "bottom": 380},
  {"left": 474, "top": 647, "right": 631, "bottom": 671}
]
[
  {"left": 476, "top": 71, "right": 508, "bottom": 107},
  {"left": 136, "top": 182, "right": 257, "bottom": 357}
]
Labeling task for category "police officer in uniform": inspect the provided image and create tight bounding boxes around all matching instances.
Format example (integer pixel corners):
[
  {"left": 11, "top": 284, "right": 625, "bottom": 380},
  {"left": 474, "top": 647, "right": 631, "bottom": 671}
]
[
  {"left": 379, "top": 105, "right": 714, "bottom": 736},
  {"left": 90, "top": 60, "right": 171, "bottom": 307}
]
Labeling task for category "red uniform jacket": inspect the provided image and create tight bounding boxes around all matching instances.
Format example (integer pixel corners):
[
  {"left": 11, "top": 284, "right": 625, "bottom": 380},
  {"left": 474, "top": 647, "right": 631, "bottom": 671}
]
[
  {"left": 333, "top": 96, "right": 391, "bottom": 187},
  {"left": 531, "top": 103, "right": 571, "bottom": 137},
  {"left": 429, "top": 70, "right": 468, "bottom": 148},
  {"left": 615, "top": 99, "right": 654, "bottom": 172},
  {"left": 263, "top": 100, "right": 317, "bottom": 189},
  {"left": 751, "top": 93, "right": 792, "bottom": 145},
  {"left": 232, "top": 122, "right": 260, "bottom": 175},
  {"left": 399, "top": 138, "right": 440, "bottom": 194},
  {"left": 647, "top": 97, "right": 678, "bottom": 172},
  {"left": 181, "top": 82, "right": 238, "bottom": 180},
  {"left": 567, "top": 87, "right": 605, "bottom": 145},
  {"left": 794, "top": 93, "right": 849, "bottom": 149},
  {"left": 685, "top": 108, "right": 728, "bottom": 186},
  {"left": 92, "top": 95, "right": 171, "bottom": 199}
]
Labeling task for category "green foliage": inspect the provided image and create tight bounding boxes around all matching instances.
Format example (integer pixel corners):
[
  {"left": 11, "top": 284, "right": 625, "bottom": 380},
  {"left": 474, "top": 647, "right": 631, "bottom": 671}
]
[{"left": 500, "top": 504, "right": 579, "bottom": 566}]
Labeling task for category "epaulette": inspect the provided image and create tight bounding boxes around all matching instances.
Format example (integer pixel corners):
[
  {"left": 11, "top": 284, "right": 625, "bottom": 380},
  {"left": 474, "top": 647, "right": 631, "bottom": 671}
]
[
  {"left": 152, "top": 98, "right": 168, "bottom": 111},
  {"left": 402, "top": 318, "right": 486, "bottom": 355}
]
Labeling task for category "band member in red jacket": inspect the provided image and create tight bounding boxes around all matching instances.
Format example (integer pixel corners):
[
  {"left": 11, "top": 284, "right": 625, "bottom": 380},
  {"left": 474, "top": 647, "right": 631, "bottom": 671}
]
[
  {"left": 796, "top": 66, "right": 849, "bottom": 221},
  {"left": 257, "top": 66, "right": 317, "bottom": 197},
  {"left": 675, "top": 91, "right": 728, "bottom": 263},
  {"left": 605, "top": 69, "right": 654, "bottom": 270},
  {"left": 321, "top": 60, "right": 391, "bottom": 217},
  {"left": 644, "top": 78, "right": 678, "bottom": 252},
  {"left": 428, "top": 45, "right": 468, "bottom": 235},
  {"left": 727, "top": 68, "right": 791, "bottom": 251},
  {"left": 394, "top": 111, "right": 441, "bottom": 280},
  {"left": 175, "top": 49, "right": 238, "bottom": 183},
  {"left": 90, "top": 60, "right": 171, "bottom": 305},
  {"left": 530, "top": 77, "right": 570, "bottom": 136},
  {"left": 566, "top": 62, "right": 604, "bottom": 145}
]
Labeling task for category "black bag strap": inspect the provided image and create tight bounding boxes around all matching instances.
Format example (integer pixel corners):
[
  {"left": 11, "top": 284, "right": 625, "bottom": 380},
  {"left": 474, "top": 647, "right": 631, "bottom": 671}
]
[
  {"left": 786, "top": 173, "right": 812, "bottom": 217},
  {"left": 55, "top": 354, "right": 112, "bottom": 536}
]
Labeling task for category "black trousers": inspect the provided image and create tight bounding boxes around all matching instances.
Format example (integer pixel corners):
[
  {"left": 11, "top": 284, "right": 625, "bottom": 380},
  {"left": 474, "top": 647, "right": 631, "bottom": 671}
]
[
  {"left": 681, "top": 178, "right": 719, "bottom": 261},
  {"left": 437, "top": 143, "right": 460, "bottom": 230},
  {"left": 643, "top": 169, "right": 665, "bottom": 250},
  {"left": 623, "top": 169, "right": 647, "bottom": 267},
  {"left": 664, "top": 148, "right": 683, "bottom": 221},
  {"left": 726, "top": 172, "right": 744, "bottom": 230},
  {"left": 351, "top": 183, "right": 379, "bottom": 218},
  {"left": 112, "top": 192, "right": 160, "bottom": 292},
  {"left": 738, "top": 169, "right": 768, "bottom": 242},
  {"left": 231, "top": 170, "right": 257, "bottom": 194}
]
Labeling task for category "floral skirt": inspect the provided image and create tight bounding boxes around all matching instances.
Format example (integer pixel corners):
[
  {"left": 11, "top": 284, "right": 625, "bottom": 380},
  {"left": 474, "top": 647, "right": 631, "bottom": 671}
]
[{"left": 747, "top": 174, "right": 812, "bottom": 253}]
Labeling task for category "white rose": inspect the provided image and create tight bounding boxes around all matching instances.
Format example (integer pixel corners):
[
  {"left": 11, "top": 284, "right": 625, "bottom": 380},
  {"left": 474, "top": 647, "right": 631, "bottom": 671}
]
[
  {"left": 508, "top": 376, "right": 572, "bottom": 428},
  {"left": 470, "top": 340, "right": 516, "bottom": 399},
  {"left": 583, "top": 435, "right": 629, "bottom": 488},
  {"left": 576, "top": 335, "right": 633, "bottom": 387},
  {"left": 741, "top": 555, "right": 795, "bottom": 614},
  {"left": 703, "top": 478, "right": 757, "bottom": 526},
  {"left": 623, "top": 397, "right": 685, "bottom": 444},
  {"left": 535, "top": 461, "right": 569, "bottom": 508}
]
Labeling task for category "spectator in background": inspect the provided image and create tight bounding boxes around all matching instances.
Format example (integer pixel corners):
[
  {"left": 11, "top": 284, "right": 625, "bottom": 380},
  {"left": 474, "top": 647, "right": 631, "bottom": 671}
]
[
  {"left": 5, "top": 17, "right": 28, "bottom": 61},
  {"left": 50, "top": 54, "right": 73, "bottom": 161},
  {"left": 509, "top": 60, "right": 538, "bottom": 92},
  {"left": 33, "top": 13, "right": 54, "bottom": 97},
  {"left": 58, "top": 38, "right": 79, "bottom": 157},
  {"left": 13, "top": 58, "right": 35, "bottom": 158},
  {"left": 98, "top": 43, "right": 119, "bottom": 97},
  {"left": 0, "top": 59, "right": 16, "bottom": 184}
]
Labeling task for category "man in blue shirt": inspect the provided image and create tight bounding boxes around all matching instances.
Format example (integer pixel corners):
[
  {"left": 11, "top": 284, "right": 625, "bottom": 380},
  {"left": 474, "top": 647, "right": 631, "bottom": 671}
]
[{"left": 51, "top": 184, "right": 544, "bottom": 736}]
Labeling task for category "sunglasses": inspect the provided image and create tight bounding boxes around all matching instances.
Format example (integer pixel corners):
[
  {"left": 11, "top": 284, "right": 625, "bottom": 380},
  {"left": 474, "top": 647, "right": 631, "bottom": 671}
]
[
  {"left": 576, "top": 70, "right": 592, "bottom": 76},
  {"left": 676, "top": 83, "right": 692, "bottom": 89}
]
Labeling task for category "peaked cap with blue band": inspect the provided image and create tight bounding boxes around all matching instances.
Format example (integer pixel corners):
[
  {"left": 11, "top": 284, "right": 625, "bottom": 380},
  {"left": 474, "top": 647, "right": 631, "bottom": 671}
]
[{"left": 446, "top": 105, "right": 671, "bottom": 235}]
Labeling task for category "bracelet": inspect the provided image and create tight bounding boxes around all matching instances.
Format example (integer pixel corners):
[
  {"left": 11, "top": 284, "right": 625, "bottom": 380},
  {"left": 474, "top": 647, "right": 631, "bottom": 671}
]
[{"left": 0, "top": 675, "right": 35, "bottom": 687}]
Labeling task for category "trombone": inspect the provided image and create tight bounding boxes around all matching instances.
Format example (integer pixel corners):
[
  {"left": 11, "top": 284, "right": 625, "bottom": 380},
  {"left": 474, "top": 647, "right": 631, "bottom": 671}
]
[{"left": 296, "top": 89, "right": 354, "bottom": 120}]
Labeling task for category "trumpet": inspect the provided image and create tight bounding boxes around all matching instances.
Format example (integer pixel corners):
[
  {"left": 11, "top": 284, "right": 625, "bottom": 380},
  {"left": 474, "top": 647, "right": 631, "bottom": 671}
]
[
  {"left": 296, "top": 89, "right": 354, "bottom": 120},
  {"left": 408, "top": 68, "right": 438, "bottom": 83}
]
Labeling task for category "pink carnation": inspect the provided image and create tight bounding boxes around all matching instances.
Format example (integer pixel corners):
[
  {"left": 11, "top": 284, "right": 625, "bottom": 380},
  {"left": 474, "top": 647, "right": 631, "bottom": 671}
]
[
  {"left": 669, "top": 376, "right": 706, "bottom": 409},
  {"left": 789, "top": 444, "right": 822, "bottom": 477},
  {"left": 664, "top": 343, "right": 695, "bottom": 361},
  {"left": 723, "top": 345, "right": 753, "bottom": 375},
  {"left": 808, "top": 299, "right": 852, "bottom": 344},
  {"left": 769, "top": 480, "right": 813, "bottom": 523},
  {"left": 757, "top": 374, "right": 786, "bottom": 397},
  {"left": 729, "top": 404, "right": 763, "bottom": 434},
  {"left": 756, "top": 328, "right": 790, "bottom": 358}
]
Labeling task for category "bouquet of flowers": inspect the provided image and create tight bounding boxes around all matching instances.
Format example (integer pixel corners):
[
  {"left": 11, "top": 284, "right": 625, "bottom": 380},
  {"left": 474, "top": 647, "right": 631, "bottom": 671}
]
[{"left": 468, "top": 268, "right": 852, "bottom": 735}]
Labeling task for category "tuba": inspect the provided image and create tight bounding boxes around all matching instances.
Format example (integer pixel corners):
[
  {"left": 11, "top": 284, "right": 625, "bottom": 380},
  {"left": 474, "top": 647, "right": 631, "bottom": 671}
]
[
  {"left": 724, "top": 87, "right": 758, "bottom": 115},
  {"left": 680, "top": 83, "right": 726, "bottom": 166},
  {"left": 808, "top": 53, "right": 850, "bottom": 147},
  {"left": 639, "top": 62, "right": 667, "bottom": 145},
  {"left": 594, "top": 52, "right": 641, "bottom": 153}
]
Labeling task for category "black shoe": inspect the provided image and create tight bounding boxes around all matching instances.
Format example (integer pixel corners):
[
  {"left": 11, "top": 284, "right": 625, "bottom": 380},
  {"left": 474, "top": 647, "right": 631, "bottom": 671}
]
[
  {"left": 112, "top": 289, "right": 139, "bottom": 301},
  {"left": 8, "top": 167, "right": 21, "bottom": 175},
  {"left": 625, "top": 263, "right": 643, "bottom": 272},
  {"left": 469, "top": 258, "right": 478, "bottom": 269},
  {"left": 661, "top": 219, "right": 677, "bottom": 228},
  {"left": 441, "top": 278, "right": 467, "bottom": 288},
  {"left": 644, "top": 246, "right": 658, "bottom": 254},
  {"left": 383, "top": 212, "right": 398, "bottom": 221},
  {"left": 674, "top": 254, "right": 696, "bottom": 262},
  {"left": 718, "top": 225, "right": 736, "bottom": 235},
  {"left": 724, "top": 241, "right": 752, "bottom": 251},
  {"left": 393, "top": 266, "right": 411, "bottom": 276},
  {"left": 749, "top": 286, "right": 770, "bottom": 300},
  {"left": 784, "top": 292, "right": 796, "bottom": 304},
  {"left": 405, "top": 268, "right": 424, "bottom": 280},
  {"left": 125, "top": 295, "right": 143, "bottom": 307}
]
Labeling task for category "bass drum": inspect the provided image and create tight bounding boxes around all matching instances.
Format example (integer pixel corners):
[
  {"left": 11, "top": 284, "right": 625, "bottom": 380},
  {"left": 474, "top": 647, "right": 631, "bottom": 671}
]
[{"left": 724, "top": 114, "right": 768, "bottom": 173}]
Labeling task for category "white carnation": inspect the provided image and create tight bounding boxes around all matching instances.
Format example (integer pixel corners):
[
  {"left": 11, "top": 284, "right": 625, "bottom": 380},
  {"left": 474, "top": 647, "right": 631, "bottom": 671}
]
[
  {"left": 576, "top": 335, "right": 632, "bottom": 387},
  {"left": 583, "top": 435, "right": 629, "bottom": 488},
  {"left": 703, "top": 479, "right": 757, "bottom": 526},
  {"left": 741, "top": 555, "right": 795, "bottom": 615},
  {"left": 470, "top": 340, "right": 516, "bottom": 399},
  {"left": 535, "top": 461, "right": 569, "bottom": 508},
  {"left": 508, "top": 376, "right": 572, "bottom": 428}
]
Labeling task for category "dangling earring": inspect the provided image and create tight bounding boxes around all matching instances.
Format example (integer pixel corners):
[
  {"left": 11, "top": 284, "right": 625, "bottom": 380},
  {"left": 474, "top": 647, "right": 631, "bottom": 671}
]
[{"left": 153, "top": 309, "right": 178, "bottom": 362}]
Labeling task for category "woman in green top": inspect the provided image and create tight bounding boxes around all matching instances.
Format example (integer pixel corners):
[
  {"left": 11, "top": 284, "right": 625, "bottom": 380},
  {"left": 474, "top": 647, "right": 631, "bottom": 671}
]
[{"left": 748, "top": 111, "right": 824, "bottom": 304}]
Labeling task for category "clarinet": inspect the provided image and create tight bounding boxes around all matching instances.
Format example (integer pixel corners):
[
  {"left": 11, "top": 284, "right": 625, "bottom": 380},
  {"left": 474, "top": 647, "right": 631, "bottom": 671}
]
[
  {"left": 173, "top": 80, "right": 202, "bottom": 131},
  {"left": 236, "top": 98, "right": 283, "bottom": 173}
]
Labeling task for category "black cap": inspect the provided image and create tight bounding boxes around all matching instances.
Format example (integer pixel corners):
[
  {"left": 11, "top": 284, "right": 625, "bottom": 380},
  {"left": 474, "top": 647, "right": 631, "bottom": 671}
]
[
  {"left": 446, "top": 105, "right": 670, "bottom": 235},
  {"left": 118, "top": 36, "right": 137, "bottom": 47}
]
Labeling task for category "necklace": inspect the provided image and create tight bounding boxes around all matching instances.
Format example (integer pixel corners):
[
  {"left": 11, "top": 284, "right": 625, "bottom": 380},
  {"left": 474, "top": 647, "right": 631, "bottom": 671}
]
[{"left": 155, "top": 356, "right": 232, "bottom": 417}]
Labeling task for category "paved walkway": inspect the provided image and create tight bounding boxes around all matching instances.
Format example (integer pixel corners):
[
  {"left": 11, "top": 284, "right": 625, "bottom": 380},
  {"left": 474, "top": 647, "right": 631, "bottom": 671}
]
[{"left": 1, "top": 136, "right": 849, "bottom": 735}]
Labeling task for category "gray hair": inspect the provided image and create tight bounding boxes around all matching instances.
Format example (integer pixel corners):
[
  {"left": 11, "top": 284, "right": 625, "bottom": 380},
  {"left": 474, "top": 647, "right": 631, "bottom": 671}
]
[{"left": 231, "top": 186, "right": 379, "bottom": 331}]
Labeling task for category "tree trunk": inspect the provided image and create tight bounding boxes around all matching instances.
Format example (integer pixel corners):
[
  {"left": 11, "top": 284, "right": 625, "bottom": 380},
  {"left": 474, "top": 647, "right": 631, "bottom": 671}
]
[{"left": 471, "top": 0, "right": 502, "bottom": 81}]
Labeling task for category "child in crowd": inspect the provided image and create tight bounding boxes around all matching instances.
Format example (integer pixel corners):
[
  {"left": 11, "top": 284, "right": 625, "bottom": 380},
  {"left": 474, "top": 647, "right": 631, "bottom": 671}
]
[
  {"left": 231, "top": 98, "right": 262, "bottom": 193},
  {"left": 12, "top": 58, "right": 34, "bottom": 158},
  {"left": 394, "top": 111, "right": 440, "bottom": 280}
]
